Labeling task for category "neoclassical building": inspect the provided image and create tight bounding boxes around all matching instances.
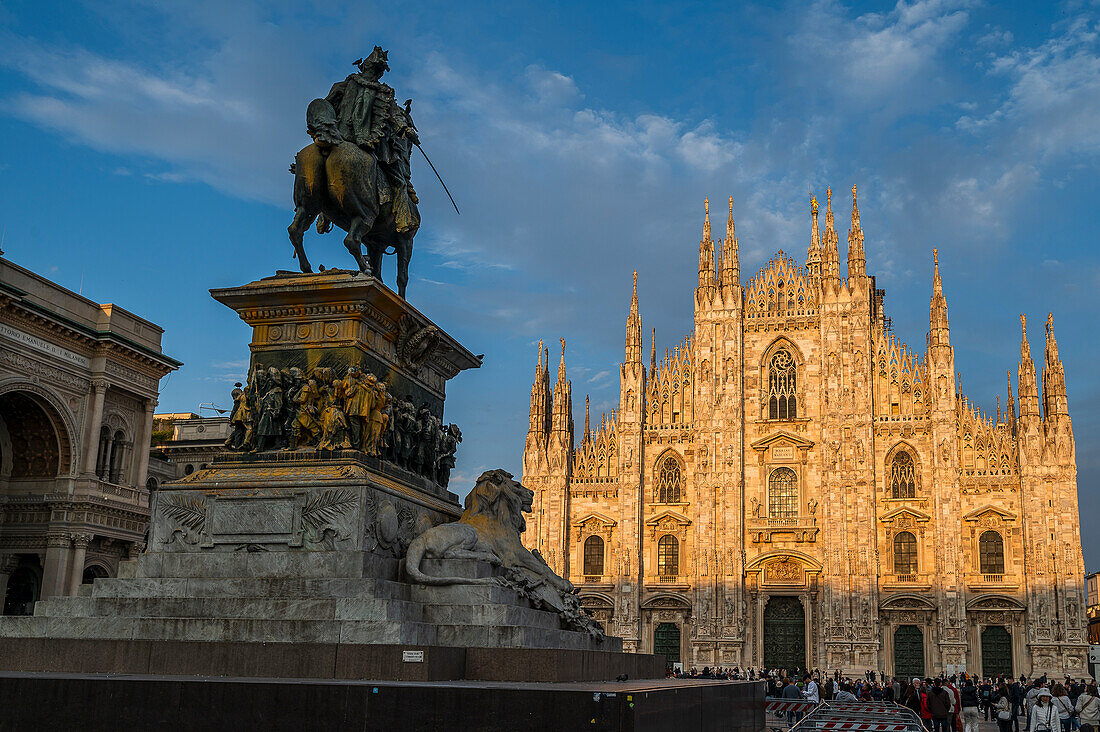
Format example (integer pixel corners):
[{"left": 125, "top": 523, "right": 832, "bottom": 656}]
[
  {"left": 521, "top": 190, "right": 1087, "bottom": 677},
  {"left": 0, "top": 256, "right": 179, "bottom": 614}
]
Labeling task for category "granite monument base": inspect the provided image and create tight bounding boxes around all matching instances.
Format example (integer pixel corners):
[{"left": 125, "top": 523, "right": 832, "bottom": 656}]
[{"left": 0, "top": 672, "right": 763, "bottom": 732}]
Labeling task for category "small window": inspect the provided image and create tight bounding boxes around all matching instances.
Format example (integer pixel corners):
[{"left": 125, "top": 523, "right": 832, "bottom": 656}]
[
  {"left": 894, "top": 531, "right": 918, "bottom": 575},
  {"left": 979, "top": 531, "right": 1005, "bottom": 575},
  {"left": 583, "top": 535, "right": 605, "bottom": 576},
  {"left": 657, "top": 535, "right": 679, "bottom": 576}
]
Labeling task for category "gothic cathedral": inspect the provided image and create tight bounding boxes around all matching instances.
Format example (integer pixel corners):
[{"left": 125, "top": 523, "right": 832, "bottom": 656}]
[{"left": 521, "top": 188, "right": 1087, "bottom": 677}]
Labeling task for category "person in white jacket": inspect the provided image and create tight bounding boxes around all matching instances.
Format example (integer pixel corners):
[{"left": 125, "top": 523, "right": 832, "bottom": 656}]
[
  {"left": 1050, "top": 683, "right": 1073, "bottom": 732},
  {"left": 1030, "top": 690, "right": 1060, "bottom": 732},
  {"left": 1075, "top": 684, "right": 1100, "bottom": 732},
  {"left": 802, "top": 674, "right": 820, "bottom": 704}
]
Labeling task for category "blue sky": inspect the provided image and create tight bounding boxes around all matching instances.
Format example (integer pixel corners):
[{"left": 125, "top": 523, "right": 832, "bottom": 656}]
[{"left": 1, "top": 0, "right": 1098, "bottom": 564}]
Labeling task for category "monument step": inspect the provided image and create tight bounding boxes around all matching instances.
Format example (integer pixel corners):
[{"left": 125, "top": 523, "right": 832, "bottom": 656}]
[
  {"left": 135, "top": 551, "right": 394, "bottom": 581},
  {"left": 432, "top": 623, "right": 600, "bottom": 651},
  {"left": 0, "top": 615, "right": 441, "bottom": 645},
  {"left": 421, "top": 602, "right": 561, "bottom": 631},
  {"left": 31, "top": 596, "right": 426, "bottom": 624},
  {"left": 89, "top": 577, "right": 411, "bottom": 601},
  {"left": 0, "top": 611, "right": 612, "bottom": 650},
  {"left": 407, "top": 583, "right": 529, "bottom": 607},
  {"left": 416, "top": 558, "right": 505, "bottom": 581}
]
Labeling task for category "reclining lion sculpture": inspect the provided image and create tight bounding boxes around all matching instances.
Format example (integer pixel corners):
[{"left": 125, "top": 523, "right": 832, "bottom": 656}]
[{"left": 404, "top": 468, "right": 604, "bottom": 640}]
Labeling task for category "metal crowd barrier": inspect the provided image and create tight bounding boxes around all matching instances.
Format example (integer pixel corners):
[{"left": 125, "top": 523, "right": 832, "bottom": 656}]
[
  {"left": 765, "top": 698, "right": 821, "bottom": 732},
  {"left": 789, "top": 700, "right": 925, "bottom": 732}
]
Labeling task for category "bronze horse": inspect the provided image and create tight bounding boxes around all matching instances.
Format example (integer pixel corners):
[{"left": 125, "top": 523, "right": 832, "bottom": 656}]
[{"left": 288, "top": 99, "right": 417, "bottom": 298}]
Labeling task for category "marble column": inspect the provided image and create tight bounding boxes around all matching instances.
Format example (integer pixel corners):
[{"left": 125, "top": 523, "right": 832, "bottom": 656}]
[
  {"left": 67, "top": 533, "right": 93, "bottom": 596},
  {"left": 39, "top": 535, "right": 72, "bottom": 600},
  {"left": 800, "top": 593, "right": 813, "bottom": 669},
  {"left": 83, "top": 379, "right": 108, "bottom": 475},
  {"left": 756, "top": 592, "right": 768, "bottom": 667},
  {"left": 134, "top": 398, "right": 157, "bottom": 489}
]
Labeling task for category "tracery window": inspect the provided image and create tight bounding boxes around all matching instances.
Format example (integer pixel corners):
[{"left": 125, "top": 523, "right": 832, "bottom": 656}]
[
  {"left": 979, "top": 531, "right": 1005, "bottom": 575},
  {"left": 657, "top": 535, "right": 679, "bottom": 576},
  {"left": 890, "top": 451, "right": 918, "bottom": 499},
  {"left": 767, "top": 467, "right": 798, "bottom": 519},
  {"left": 894, "top": 531, "right": 918, "bottom": 575},
  {"left": 655, "top": 454, "right": 683, "bottom": 503},
  {"left": 583, "top": 535, "right": 605, "bottom": 576},
  {"left": 767, "top": 350, "right": 798, "bottom": 420}
]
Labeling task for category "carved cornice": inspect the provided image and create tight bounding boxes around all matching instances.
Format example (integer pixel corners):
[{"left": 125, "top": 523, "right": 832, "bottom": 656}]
[
  {"left": 962, "top": 505, "right": 1017, "bottom": 522},
  {"left": 879, "top": 506, "right": 933, "bottom": 523},
  {"left": 0, "top": 351, "right": 90, "bottom": 393},
  {"left": 749, "top": 430, "right": 816, "bottom": 452}
]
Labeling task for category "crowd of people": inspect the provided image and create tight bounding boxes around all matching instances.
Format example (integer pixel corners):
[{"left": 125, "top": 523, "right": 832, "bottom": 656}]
[{"left": 672, "top": 666, "right": 1100, "bottom": 732}]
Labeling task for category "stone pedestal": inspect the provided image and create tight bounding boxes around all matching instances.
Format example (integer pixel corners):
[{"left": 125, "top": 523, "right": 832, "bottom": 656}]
[{"left": 211, "top": 269, "right": 480, "bottom": 420}]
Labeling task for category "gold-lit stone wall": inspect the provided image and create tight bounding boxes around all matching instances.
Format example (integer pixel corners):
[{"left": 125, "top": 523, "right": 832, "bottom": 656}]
[{"left": 521, "top": 192, "right": 1088, "bottom": 676}]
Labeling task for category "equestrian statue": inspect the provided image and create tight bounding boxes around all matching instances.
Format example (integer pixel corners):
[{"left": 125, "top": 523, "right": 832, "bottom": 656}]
[{"left": 289, "top": 47, "right": 453, "bottom": 299}]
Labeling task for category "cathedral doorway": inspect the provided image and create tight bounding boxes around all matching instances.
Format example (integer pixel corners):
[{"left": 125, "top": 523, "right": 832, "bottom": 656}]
[
  {"left": 654, "top": 622, "right": 680, "bottom": 667},
  {"left": 981, "top": 626, "right": 1013, "bottom": 677},
  {"left": 893, "top": 625, "right": 925, "bottom": 679},
  {"left": 763, "top": 596, "right": 805, "bottom": 671}
]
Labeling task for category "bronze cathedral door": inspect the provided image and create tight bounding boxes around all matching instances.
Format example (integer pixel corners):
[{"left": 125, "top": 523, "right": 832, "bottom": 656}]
[
  {"left": 981, "top": 626, "right": 1012, "bottom": 677},
  {"left": 763, "top": 596, "right": 805, "bottom": 671}
]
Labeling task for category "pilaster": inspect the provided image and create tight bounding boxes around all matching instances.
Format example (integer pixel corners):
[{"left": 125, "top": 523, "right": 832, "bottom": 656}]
[{"left": 83, "top": 379, "right": 108, "bottom": 475}]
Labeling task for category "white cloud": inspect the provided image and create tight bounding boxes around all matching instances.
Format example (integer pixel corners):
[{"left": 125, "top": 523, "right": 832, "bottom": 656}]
[
  {"left": 524, "top": 65, "right": 582, "bottom": 106},
  {"left": 789, "top": 0, "right": 973, "bottom": 114},
  {"left": 983, "top": 16, "right": 1100, "bottom": 160}
]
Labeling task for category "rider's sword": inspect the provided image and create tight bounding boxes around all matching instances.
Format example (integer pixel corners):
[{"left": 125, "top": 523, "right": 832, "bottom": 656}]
[{"left": 415, "top": 143, "right": 461, "bottom": 215}]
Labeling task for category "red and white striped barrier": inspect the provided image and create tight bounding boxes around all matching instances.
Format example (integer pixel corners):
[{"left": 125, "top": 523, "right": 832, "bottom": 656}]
[
  {"left": 812, "top": 724, "right": 916, "bottom": 731},
  {"left": 766, "top": 699, "right": 819, "bottom": 713}
]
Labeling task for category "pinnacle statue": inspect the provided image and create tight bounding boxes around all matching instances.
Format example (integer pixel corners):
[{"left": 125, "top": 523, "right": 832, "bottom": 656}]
[{"left": 289, "top": 46, "right": 440, "bottom": 299}]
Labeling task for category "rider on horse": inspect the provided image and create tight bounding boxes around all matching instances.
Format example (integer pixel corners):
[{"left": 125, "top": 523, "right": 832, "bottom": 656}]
[{"left": 323, "top": 47, "right": 419, "bottom": 234}]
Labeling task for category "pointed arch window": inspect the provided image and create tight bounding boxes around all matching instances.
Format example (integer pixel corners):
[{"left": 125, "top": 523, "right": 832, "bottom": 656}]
[
  {"left": 583, "top": 535, "right": 605, "bottom": 576},
  {"left": 979, "top": 531, "right": 1005, "bottom": 575},
  {"left": 767, "top": 349, "right": 797, "bottom": 420},
  {"left": 767, "top": 467, "right": 798, "bottom": 519},
  {"left": 655, "top": 454, "right": 683, "bottom": 503},
  {"left": 657, "top": 535, "right": 679, "bottom": 576},
  {"left": 894, "top": 531, "right": 918, "bottom": 575},
  {"left": 890, "top": 450, "right": 918, "bottom": 499}
]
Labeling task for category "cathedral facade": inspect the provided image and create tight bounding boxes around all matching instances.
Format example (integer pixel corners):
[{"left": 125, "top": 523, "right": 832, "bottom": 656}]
[{"left": 521, "top": 189, "right": 1088, "bottom": 677}]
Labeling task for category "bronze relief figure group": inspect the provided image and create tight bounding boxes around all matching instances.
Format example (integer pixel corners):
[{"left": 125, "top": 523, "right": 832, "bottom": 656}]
[{"left": 224, "top": 362, "right": 462, "bottom": 487}]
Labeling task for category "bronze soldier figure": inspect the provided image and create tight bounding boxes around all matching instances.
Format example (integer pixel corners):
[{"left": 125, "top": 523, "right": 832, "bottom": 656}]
[
  {"left": 342, "top": 367, "right": 372, "bottom": 450},
  {"left": 254, "top": 369, "right": 285, "bottom": 453},
  {"left": 365, "top": 380, "right": 390, "bottom": 456}
]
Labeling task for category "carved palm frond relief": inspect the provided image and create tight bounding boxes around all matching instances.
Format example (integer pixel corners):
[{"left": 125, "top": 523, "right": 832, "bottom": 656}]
[
  {"left": 302, "top": 489, "right": 357, "bottom": 540},
  {"left": 162, "top": 494, "right": 207, "bottom": 532}
]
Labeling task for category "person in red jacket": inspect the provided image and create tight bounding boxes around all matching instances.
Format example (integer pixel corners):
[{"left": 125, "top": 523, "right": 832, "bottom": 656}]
[{"left": 920, "top": 678, "right": 935, "bottom": 731}]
